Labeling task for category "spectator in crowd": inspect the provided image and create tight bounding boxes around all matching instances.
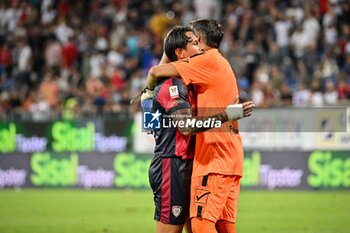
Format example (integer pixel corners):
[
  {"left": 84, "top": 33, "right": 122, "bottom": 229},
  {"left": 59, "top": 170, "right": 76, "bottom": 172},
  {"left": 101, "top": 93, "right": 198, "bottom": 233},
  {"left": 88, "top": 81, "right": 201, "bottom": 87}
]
[
  {"left": 324, "top": 78, "right": 338, "bottom": 105},
  {"left": 16, "top": 37, "right": 33, "bottom": 88},
  {"left": 293, "top": 81, "right": 311, "bottom": 107},
  {"left": 44, "top": 35, "right": 62, "bottom": 70}
]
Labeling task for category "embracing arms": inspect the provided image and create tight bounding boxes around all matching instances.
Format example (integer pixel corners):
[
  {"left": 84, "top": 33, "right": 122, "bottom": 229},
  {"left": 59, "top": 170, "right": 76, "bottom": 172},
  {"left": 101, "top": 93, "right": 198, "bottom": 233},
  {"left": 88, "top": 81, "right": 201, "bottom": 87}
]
[
  {"left": 146, "top": 64, "right": 179, "bottom": 90},
  {"left": 172, "top": 101, "right": 254, "bottom": 136}
]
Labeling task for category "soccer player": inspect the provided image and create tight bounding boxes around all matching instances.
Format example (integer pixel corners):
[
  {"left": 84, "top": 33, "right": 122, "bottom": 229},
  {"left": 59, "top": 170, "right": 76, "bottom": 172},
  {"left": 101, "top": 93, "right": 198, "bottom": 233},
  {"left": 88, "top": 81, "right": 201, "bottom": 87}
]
[
  {"left": 143, "top": 25, "right": 253, "bottom": 233},
  {"left": 145, "top": 19, "right": 247, "bottom": 233}
]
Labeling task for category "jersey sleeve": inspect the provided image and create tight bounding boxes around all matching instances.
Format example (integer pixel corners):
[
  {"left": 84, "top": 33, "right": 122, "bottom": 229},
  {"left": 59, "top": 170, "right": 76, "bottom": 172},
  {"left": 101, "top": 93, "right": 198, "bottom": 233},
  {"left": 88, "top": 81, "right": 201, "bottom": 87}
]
[
  {"left": 170, "top": 52, "right": 214, "bottom": 86},
  {"left": 156, "top": 78, "right": 191, "bottom": 114}
]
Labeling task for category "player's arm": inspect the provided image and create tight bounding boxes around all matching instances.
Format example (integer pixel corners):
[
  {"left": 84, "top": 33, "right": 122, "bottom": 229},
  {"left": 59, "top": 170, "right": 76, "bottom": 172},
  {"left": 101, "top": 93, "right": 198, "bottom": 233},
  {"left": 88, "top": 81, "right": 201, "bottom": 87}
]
[
  {"left": 159, "top": 77, "right": 226, "bottom": 135},
  {"left": 172, "top": 101, "right": 254, "bottom": 136},
  {"left": 171, "top": 108, "right": 227, "bottom": 136},
  {"left": 146, "top": 64, "right": 179, "bottom": 90},
  {"left": 135, "top": 54, "right": 176, "bottom": 104},
  {"left": 145, "top": 53, "right": 175, "bottom": 91}
]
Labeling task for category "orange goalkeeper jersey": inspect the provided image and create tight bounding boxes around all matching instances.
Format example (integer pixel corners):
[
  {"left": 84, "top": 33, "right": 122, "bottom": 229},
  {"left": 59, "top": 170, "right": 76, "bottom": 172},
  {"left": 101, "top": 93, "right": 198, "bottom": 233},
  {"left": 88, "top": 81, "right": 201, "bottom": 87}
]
[{"left": 171, "top": 49, "right": 244, "bottom": 178}]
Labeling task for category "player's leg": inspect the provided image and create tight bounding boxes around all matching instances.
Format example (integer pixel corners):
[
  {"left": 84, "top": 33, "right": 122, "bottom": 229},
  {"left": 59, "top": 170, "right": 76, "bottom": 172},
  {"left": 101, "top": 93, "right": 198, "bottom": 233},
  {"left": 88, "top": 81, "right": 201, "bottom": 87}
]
[
  {"left": 180, "top": 158, "right": 193, "bottom": 233},
  {"left": 149, "top": 156, "right": 163, "bottom": 223},
  {"left": 189, "top": 174, "right": 234, "bottom": 233},
  {"left": 216, "top": 220, "right": 236, "bottom": 233},
  {"left": 216, "top": 175, "right": 241, "bottom": 233},
  {"left": 156, "top": 221, "right": 184, "bottom": 233},
  {"left": 152, "top": 157, "right": 192, "bottom": 233},
  {"left": 183, "top": 216, "right": 192, "bottom": 233},
  {"left": 150, "top": 157, "right": 180, "bottom": 232},
  {"left": 191, "top": 217, "right": 217, "bottom": 233}
]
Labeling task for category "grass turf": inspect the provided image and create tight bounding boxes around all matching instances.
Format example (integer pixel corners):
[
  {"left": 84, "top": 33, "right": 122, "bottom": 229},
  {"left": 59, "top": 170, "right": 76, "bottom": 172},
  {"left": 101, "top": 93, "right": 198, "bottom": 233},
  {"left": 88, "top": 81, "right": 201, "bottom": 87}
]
[{"left": 0, "top": 189, "right": 349, "bottom": 233}]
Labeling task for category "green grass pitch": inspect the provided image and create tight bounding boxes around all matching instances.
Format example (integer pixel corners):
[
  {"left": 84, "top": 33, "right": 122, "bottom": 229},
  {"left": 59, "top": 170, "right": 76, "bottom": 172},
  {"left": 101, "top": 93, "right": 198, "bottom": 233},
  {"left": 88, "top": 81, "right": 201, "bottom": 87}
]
[{"left": 0, "top": 189, "right": 349, "bottom": 233}]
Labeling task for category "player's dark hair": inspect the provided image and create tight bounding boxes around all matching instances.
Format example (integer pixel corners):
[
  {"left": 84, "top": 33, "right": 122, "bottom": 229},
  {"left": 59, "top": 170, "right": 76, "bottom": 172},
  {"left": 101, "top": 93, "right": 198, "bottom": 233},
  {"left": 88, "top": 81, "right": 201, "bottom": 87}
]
[
  {"left": 164, "top": 26, "right": 195, "bottom": 62},
  {"left": 189, "top": 18, "right": 223, "bottom": 49}
]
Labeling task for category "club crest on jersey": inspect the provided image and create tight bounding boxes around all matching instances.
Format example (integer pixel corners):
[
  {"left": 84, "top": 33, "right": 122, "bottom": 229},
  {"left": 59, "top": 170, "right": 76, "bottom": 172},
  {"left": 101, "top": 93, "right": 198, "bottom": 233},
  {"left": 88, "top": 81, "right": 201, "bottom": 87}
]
[
  {"left": 169, "top": 85, "right": 179, "bottom": 99},
  {"left": 172, "top": 206, "right": 182, "bottom": 218}
]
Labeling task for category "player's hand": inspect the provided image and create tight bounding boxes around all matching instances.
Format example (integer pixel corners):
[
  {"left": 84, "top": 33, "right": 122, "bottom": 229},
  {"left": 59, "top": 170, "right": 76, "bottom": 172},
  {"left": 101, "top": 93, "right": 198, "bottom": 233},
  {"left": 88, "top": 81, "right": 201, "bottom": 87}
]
[
  {"left": 141, "top": 98, "right": 153, "bottom": 113},
  {"left": 242, "top": 101, "right": 255, "bottom": 117},
  {"left": 141, "top": 88, "right": 154, "bottom": 101},
  {"left": 140, "top": 88, "right": 154, "bottom": 112},
  {"left": 130, "top": 88, "right": 154, "bottom": 105}
]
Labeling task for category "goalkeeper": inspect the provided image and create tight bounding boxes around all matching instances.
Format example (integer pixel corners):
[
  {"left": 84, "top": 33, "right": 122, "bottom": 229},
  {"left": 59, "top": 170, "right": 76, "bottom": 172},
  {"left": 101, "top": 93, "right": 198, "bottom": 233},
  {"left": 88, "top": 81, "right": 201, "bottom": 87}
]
[
  {"left": 144, "top": 19, "right": 250, "bottom": 233},
  {"left": 141, "top": 25, "right": 253, "bottom": 233}
]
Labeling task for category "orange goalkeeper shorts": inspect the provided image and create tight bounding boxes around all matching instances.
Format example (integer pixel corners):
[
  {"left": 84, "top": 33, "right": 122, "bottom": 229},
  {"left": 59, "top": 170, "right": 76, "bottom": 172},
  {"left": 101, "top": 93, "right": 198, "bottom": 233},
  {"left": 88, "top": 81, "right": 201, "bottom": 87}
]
[{"left": 190, "top": 174, "right": 241, "bottom": 223}]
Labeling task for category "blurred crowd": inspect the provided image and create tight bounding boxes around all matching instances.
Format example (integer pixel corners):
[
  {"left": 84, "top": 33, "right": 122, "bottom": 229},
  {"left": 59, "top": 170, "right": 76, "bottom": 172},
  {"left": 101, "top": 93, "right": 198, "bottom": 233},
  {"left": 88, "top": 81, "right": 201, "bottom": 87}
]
[{"left": 0, "top": 0, "right": 350, "bottom": 121}]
